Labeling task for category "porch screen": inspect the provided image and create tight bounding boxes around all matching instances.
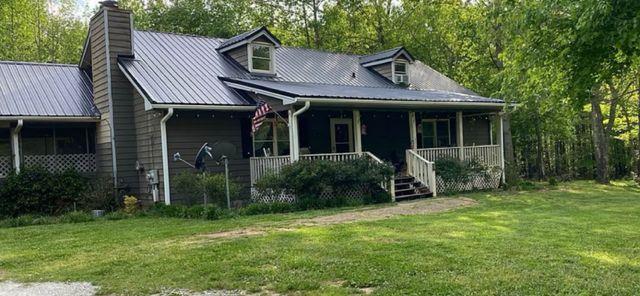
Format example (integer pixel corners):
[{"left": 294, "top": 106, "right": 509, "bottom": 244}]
[
  {"left": 253, "top": 119, "right": 289, "bottom": 156},
  {"left": 421, "top": 120, "right": 450, "bottom": 148},
  {"left": 0, "top": 129, "right": 10, "bottom": 156}
]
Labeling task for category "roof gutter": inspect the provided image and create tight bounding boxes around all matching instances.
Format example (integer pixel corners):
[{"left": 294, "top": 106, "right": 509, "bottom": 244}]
[
  {"left": 149, "top": 103, "right": 256, "bottom": 111},
  {"left": 0, "top": 116, "right": 100, "bottom": 122},
  {"left": 294, "top": 97, "right": 506, "bottom": 108},
  {"left": 11, "top": 120, "right": 23, "bottom": 173}
]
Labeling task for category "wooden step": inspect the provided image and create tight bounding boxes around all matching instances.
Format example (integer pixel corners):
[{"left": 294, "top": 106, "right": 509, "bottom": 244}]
[
  {"left": 395, "top": 186, "right": 431, "bottom": 197},
  {"left": 395, "top": 192, "right": 433, "bottom": 201},
  {"left": 394, "top": 176, "right": 415, "bottom": 184}
]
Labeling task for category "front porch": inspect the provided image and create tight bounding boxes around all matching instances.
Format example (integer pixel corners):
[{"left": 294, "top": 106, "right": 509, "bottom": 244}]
[{"left": 249, "top": 106, "right": 505, "bottom": 199}]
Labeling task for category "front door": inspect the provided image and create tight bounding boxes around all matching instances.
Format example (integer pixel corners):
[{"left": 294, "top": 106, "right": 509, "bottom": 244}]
[{"left": 330, "top": 118, "right": 353, "bottom": 153}]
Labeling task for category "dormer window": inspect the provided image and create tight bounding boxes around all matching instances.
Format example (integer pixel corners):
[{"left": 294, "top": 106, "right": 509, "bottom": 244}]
[
  {"left": 393, "top": 61, "right": 409, "bottom": 85},
  {"left": 249, "top": 43, "right": 274, "bottom": 74}
]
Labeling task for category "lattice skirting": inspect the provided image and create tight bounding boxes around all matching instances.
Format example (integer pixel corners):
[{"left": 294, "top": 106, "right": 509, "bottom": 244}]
[
  {"left": 251, "top": 185, "right": 371, "bottom": 204},
  {"left": 23, "top": 153, "right": 96, "bottom": 173},
  {"left": 436, "top": 169, "right": 502, "bottom": 194},
  {"left": 0, "top": 155, "right": 12, "bottom": 178}
]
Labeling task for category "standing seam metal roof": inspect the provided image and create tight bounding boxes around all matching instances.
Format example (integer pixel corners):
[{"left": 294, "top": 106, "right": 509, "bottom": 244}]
[
  {"left": 119, "top": 30, "right": 483, "bottom": 106},
  {"left": 0, "top": 62, "right": 98, "bottom": 117}
]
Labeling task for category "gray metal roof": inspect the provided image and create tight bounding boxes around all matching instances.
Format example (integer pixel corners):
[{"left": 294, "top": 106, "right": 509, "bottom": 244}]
[
  {"left": 119, "top": 31, "right": 254, "bottom": 106},
  {"left": 359, "top": 46, "right": 414, "bottom": 65},
  {"left": 222, "top": 78, "right": 503, "bottom": 104},
  {"left": 217, "top": 26, "right": 281, "bottom": 51},
  {"left": 0, "top": 62, "right": 98, "bottom": 118},
  {"left": 119, "top": 30, "right": 483, "bottom": 106}
]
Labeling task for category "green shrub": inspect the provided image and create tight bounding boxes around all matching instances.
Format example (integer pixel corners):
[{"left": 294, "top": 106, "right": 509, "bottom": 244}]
[
  {"left": 174, "top": 171, "right": 241, "bottom": 207},
  {"left": 58, "top": 211, "right": 94, "bottom": 224},
  {"left": 202, "top": 204, "right": 226, "bottom": 220},
  {"left": 255, "top": 158, "right": 393, "bottom": 210},
  {"left": 0, "top": 167, "right": 89, "bottom": 218},
  {"left": 434, "top": 157, "right": 490, "bottom": 183},
  {"left": 79, "top": 177, "right": 117, "bottom": 211},
  {"left": 123, "top": 195, "right": 138, "bottom": 214}
]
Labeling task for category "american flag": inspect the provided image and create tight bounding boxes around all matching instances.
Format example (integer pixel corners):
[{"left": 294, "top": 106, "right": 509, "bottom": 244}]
[{"left": 251, "top": 100, "right": 272, "bottom": 134}]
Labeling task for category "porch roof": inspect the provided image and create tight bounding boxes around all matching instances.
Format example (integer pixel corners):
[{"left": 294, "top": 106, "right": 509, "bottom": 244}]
[
  {"left": 221, "top": 78, "right": 504, "bottom": 106},
  {"left": 0, "top": 62, "right": 99, "bottom": 119}
]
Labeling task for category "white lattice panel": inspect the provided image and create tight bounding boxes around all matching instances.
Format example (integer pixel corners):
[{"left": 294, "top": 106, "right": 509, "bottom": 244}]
[
  {"left": 23, "top": 153, "right": 96, "bottom": 173},
  {"left": 436, "top": 169, "right": 502, "bottom": 194},
  {"left": 0, "top": 155, "right": 12, "bottom": 177}
]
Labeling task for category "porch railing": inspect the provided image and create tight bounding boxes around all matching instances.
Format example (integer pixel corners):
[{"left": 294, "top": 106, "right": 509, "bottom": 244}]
[
  {"left": 0, "top": 155, "right": 12, "bottom": 178},
  {"left": 406, "top": 150, "right": 437, "bottom": 197},
  {"left": 414, "top": 145, "right": 501, "bottom": 168},
  {"left": 23, "top": 153, "right": 97, "bottom": 173},
  {"left": 250, "top": 152, "right": 395, "bottom": 198}
]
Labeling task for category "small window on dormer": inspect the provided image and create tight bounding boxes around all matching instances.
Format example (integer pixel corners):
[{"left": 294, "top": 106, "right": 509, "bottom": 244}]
[
  {"left": 393, "top": 61, "right": 409, "bottom": 85},
  {"left": 249, "top": 43, "right": 274, "bottom": 74}
]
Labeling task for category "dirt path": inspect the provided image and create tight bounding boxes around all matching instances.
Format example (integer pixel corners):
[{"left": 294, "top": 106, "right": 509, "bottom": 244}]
[{"left": 198, "top": 197, "right": 476, "bottom": 240}]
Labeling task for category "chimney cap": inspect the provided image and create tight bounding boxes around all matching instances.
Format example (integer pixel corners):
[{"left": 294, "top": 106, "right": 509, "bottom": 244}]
[{"left": 99, "top": 0, "right": 118, "bottom": 7}]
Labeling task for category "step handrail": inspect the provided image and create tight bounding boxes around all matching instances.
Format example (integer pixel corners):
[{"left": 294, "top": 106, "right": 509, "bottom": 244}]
[
  {"left": 364, "top": 151, "right": 396, "bottom": 201},
  {"left": 406, "top": 149, "right": 437, "bottom": 197}
]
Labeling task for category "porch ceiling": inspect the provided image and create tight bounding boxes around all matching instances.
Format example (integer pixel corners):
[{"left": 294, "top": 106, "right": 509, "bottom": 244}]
[{"left": 221, "top": 78, "right": 504, "bottom": 109}]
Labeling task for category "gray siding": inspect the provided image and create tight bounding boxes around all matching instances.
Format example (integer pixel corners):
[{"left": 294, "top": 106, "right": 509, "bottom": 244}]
[
  {"left": 227, "top": 45, "right": 248, "bottom": 68},
  {"left": 132, "top": 91, "right": 163, "bottom": 200},
  {"left": 372, "top": 62, "right": 392, "bottom": 80},
  {"left": 166, "top": 112, "right": 250, "bottom": 204},
  {"left": 89, "top": 6, "right": 139, "bottom": 192},
  {"left": 463, "top": 116, "right": 491, "bottom": 146},
  {"left": 89, "top": 10, "right": 113, "bottom": 178}
]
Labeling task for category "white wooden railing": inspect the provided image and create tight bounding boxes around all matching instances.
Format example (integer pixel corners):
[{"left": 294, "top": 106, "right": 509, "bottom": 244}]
[
  {"left": 406, "top": 150, "right": 437, "bottom": 197},
  {"left": 250, "top": 155, "right": 290, "bottom": 185},
  {"left": 414, "top": 145, "right": 501, "bottom": 168},
  {"left": 0, "top": 155, "right": 12, "bottom": 178},
  {"left": 250, "top": 152, "right": 395, "bottom": 198},
  {"left": 23, "top": 153, "right": 96, "bottom": 173}
]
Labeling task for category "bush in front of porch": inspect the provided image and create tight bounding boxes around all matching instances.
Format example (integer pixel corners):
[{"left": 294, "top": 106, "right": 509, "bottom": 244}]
[{"left": 255, "top": 158, "right": 394, "bottom": 210}]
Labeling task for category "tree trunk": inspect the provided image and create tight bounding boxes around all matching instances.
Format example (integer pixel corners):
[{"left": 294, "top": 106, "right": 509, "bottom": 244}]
[
  {"left": 535, "top": 119, "right": 545, "bottom": 180},
  {"left": 590, "top": 95, "right": 610, "bottom": 183},
  {"left": 502, "top": 112, "right": 517, "bottom": 183}
]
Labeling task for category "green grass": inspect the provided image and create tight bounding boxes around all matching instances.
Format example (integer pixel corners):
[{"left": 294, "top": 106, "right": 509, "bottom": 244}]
[{"left": 1, "top": 181, "right": 639, "bottom": 295}]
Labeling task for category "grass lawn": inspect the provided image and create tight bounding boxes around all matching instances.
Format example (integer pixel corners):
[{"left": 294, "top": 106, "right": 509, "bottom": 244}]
[{"left": 1, "top": 181, "right": 639, "bottom": 295}]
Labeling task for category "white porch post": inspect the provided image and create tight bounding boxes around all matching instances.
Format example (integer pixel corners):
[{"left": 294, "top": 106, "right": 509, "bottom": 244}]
[
  {"left": 288, "top": 109, "right": 297, "bottom": 162},
  {"left": 10, "top": 119, "right": 23, "bottom": 173},
  {"left": 408, "top": 111, "right": 417, "bottom": 150},
  {"left": 498, "top": 112, "right": 506, "bottom": 184},
  {"left": 456, "top": 111, "right": 464, "bottom": 160},
  {"left": 353, "top": 110, "right": 362, "bottom": 153}
]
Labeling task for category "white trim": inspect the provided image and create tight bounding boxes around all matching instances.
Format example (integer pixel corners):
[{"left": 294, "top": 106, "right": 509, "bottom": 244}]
[
  {"left": 421, "top": 119, "right": 451, "bottom": 149},
  {"left": 392, "top": 60, "right": 409, "bottom": 85},
  {"left": 217, "top": 30, "right": 281, "bottom": 53},
  {"left": 296, "top": 97, "right": 505, "bottom": 108},
  {"left": 291, "top": 101, "right": 309, "bottom": 161},
  {"left": 408, "top": 111, "right": 417, "bottom": 149},
  {"left": 0, "top": 116, "right": 100, "bottom": 122},
  {"left": 248, "top": 42, "right": 275, "bottom": 74},
  {"left": 360, "top": 57, "right": 395, "bottom": 68},
  {"left": 330, "top": 118, "right": 354, "bottom": 153},
  {"left": 288, "top": 110, "right": 295, "bottom": 162},
  {"left": 104, "top": 9, "right": 118, "bottom": 186},
  {"left": 223, "top": 82, "right": 296, "bottom": 104},
  {"left": 11, "top": 120, "right": 23, "bottom": 173},
  {"left": 160, "top": 108, "right": 174, "bottom": 205},
  {"left": 353, "top": 110, "right": 362, "bottom": 153},
  {"left": 499, "top": 113, "right": 505, "bottom": 184}
]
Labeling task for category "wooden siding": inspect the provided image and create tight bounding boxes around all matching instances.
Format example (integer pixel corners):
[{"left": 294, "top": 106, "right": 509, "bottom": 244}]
[
  {"left": 166, "top": 112, "right": 251, "bottom": 204},
  {"left": 89, "top": 7, "right": 139, "bottom": 192},
  {"left": 89, "top": 10, "right": 113, "bottom": 178},
  {"left": 132, "top": 91, "right": 163, "bottom": 200},
  {"left": 463, "top": 116, "right": 491, "bottom": 146},
  {"left": 372, "top": 63, "right": 392, "bottom": 80},
  {"left": 227, "top": 45, "right": 249, "bottom": 68}
]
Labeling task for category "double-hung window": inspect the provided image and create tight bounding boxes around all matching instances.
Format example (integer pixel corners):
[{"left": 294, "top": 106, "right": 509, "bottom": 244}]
[
  {"left": 249, "top": 43, "right": 274, "bottom": 73},
  {"left": 253, "top": 119, "right": 289, "bottom": 156},
  {"left": 421, "top": 119, "right": 451, "bottom": 148},
  {"left": 393, "top": 61, "right": 409, "bottom": 85}
]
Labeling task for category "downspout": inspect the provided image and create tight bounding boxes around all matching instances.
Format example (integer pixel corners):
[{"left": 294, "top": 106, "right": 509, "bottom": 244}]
[
  {"left": 160, "top": 108, "right": 174, "bottom": 205},
  {"left": 11, "top": 119, "right": 23, "bottom": 173},
  {"left": 292, "top": 101, "right": 310, "bottom": 161}
]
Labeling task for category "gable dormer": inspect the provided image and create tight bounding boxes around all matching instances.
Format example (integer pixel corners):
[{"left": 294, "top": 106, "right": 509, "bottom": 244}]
[
  {"left": 360, "top": 47, "right": 415, "bottom": 85},
  {"left": 217, "top": 26, "right": 281, "bottom": 75}
]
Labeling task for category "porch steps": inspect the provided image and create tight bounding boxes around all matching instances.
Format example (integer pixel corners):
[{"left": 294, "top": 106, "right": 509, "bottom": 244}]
[{"left": 393, "top": 175, "right": 433, "bottom": 201}]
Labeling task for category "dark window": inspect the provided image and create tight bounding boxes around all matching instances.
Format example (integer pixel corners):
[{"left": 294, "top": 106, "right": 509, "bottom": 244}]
[
  {"left": 21, "top": 126, "right": 94, "bottom": 155},
  {"left": 0, "top": 129, "right": 10, "bottom": 156}
]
